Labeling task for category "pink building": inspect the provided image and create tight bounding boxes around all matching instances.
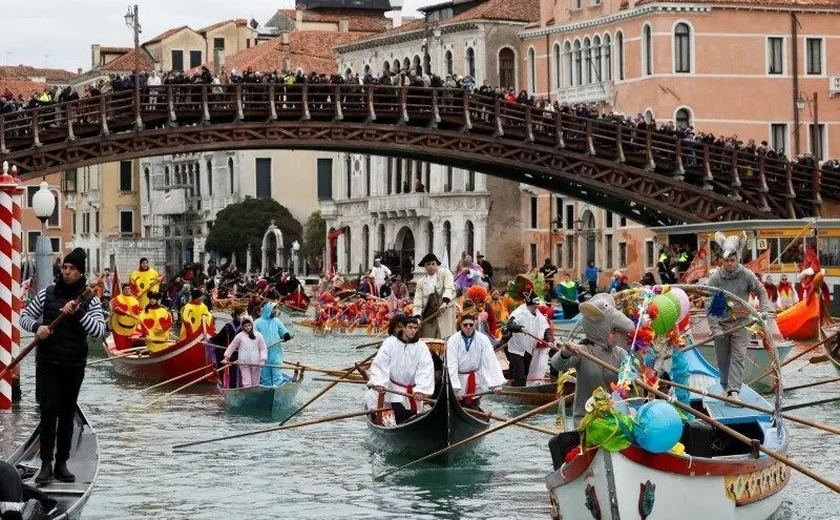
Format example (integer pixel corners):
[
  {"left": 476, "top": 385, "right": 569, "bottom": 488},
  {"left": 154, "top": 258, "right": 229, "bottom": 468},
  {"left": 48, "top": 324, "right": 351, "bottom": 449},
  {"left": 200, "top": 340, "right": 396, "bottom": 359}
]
[{"left": 520, "top": 0, "right": 840, "bottom": 161}]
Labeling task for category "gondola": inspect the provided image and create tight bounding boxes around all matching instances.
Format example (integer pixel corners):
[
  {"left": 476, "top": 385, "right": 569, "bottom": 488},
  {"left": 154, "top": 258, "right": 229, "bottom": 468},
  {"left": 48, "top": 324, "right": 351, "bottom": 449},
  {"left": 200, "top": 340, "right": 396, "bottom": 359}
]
[
  {"left": 4, "top": 406, "right": 99, "bottom": 520},
  {"left": 365, "top": 355, "right": 490, "bottom": 464},
  {"left": 218, "top": 370, "right": 304, "bottom": 414},
  {"left": 104, "top": 332, "right": 212, "bottom": 383}
]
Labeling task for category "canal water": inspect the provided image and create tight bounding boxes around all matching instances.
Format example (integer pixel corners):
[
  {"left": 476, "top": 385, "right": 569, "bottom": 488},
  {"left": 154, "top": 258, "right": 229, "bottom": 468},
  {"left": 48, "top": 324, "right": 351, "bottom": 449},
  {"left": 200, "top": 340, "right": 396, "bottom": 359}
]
[{"left": 1, "top": 330, "right": 838, "bottom": 519}]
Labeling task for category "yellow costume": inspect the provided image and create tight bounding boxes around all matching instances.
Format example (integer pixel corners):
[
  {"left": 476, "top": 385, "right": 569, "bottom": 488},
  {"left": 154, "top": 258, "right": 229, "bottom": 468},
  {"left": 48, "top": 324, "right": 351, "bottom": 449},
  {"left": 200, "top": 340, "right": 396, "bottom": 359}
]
[
  {"left": 129, "top": 267, "right": 161, "bottom": 311},
  {"left": 138, "top": 304, "right": 173, "bottom": 352},
  {"left": 109, "top": 294, "right": 141, "bottom": 337},
  {"left": 180, "top": 299, "right": 215, "bottom": 340}
]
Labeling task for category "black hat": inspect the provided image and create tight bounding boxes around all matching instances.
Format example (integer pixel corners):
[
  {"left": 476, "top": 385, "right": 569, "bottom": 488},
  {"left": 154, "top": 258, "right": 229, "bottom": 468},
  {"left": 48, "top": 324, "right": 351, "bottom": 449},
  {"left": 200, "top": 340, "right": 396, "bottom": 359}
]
[
  {"left": 400, "top": 314, "right": 420, "bottom": 325},
  {"left": 147, "top": 291, "right": 161, "bottom": 300},
  {"left": 418, "top": 253, "right": 441, "bottom": 267},
  {"left": 190, "top": 289, "right": 203, "bottom": 300},
  {"left": 63, "top": 248, "right": 86, "bottom": 272}
]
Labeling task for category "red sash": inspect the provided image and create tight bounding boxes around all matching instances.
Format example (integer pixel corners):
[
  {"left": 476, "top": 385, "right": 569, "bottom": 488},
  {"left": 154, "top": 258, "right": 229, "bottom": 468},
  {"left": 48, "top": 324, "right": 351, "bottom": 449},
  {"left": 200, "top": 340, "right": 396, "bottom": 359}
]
[
  {"left": 390, "top": 378, "right": 417, "bottom": 413},
  {"left": 460, "top": 370, "right": 477, "bottom": 406}
]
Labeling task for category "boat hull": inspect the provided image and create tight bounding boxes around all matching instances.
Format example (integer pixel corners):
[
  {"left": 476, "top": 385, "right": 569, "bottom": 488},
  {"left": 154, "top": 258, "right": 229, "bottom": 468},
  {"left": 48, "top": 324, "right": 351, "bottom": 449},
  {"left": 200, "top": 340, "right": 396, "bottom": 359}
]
[
  {"left": 546, "top": 446, "right": 787, "bottom": 520},
  {"left": 220, "top": 380, "right": 302, "bottom": 414},
  {"left": 695, "top": 341, "right": 793, "bottom": 392},
  {"left": 105, "top": 333, "right": 212, "bottom": 383},
  {"left": 494, "top": 381, "right": 575, "bottom": 407}
]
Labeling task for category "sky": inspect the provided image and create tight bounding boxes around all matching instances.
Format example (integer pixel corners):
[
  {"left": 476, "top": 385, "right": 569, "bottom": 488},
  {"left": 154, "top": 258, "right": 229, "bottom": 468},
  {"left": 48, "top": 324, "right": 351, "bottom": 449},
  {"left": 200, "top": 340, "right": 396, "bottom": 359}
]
[{"left": 0, "top": 0, "right": 434, "bottom": 72}]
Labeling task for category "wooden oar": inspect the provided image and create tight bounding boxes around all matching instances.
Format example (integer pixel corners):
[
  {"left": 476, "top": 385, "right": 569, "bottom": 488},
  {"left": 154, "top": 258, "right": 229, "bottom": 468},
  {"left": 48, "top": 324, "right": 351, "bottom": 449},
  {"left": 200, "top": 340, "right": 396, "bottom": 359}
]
[
  {"left": 568, "top": 345, "right": 840, "bottom": 493},
  {"left": 312, "top": 377, "right": 366, "bottom": 384},
  {"left": 746, "top": 332, "right": 838, "bottom": 386},
  {"left": 172, "top": 408, "right": 389, "bottom": 450},
  {"left": 374, "top": 397, "right": 562, "bottom": 480},
  {"left": 0, "top": 288, "right": 94, "bottom": 381},
  {"left": 145, "top": 365, "right": 223, "bottom": 408},
  {"left": 87, "top": 346, "right": 148, "bottom": 366},
  {"left": 124, "top": 363, "right": 215, "bottom": 400},
  {"left": 354, "top": 330, "right": 386, "bottom": 349},
  {"left": 775, "top": 377, "right": 840, "bottom": 393},
  {"left": 465, "top": 409, "right": 559, "bottom": 436},
  {"left": 780, "top": 396, "right": 840, "bottom": 413}
]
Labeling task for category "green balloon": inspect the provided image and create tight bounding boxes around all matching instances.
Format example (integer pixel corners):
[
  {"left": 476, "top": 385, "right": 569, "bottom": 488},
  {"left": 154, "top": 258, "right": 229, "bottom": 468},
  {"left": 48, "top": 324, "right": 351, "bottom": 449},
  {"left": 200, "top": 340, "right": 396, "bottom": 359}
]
[{"left": 650, "top": 294, "right": 679, "bottom": 335}]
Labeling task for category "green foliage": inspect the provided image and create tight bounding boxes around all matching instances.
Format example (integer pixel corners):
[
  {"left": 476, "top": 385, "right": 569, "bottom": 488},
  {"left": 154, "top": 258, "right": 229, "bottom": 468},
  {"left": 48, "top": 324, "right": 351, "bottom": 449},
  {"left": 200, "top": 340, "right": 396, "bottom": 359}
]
[
  {"left": 206, "top": 197, "right": 302, "bottom": 254},
  {"left": 301, "top": 211, "right": 326, "bottom": 262}
]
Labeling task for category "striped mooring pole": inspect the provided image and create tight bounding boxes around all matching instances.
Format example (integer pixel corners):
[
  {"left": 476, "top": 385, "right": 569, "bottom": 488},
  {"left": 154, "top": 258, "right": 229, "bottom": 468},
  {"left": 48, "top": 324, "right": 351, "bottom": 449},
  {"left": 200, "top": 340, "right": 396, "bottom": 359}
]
[{"left": 0, "top": 161, "right": 23, "bottom": 410}]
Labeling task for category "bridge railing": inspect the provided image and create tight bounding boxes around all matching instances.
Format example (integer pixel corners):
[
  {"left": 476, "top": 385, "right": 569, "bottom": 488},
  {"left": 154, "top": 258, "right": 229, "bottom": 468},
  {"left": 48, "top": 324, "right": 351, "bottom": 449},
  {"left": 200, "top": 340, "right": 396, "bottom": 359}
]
[{"left": 0, "top": 83, "right": 834, "bottom": 218}]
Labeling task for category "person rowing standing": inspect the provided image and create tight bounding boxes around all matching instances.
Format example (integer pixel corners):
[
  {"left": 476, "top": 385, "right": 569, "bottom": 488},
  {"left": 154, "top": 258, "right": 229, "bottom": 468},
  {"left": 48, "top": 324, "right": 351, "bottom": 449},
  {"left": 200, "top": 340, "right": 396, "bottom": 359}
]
[{"left": 445, "top": 310, "right": 505, "bottom": 409}]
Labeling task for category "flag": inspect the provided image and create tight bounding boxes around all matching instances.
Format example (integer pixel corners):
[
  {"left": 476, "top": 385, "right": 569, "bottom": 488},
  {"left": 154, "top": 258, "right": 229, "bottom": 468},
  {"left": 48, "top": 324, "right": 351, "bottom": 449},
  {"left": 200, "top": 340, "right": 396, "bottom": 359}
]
[
  {"left": 744, "top": 249, "right": 770, "bottom": 274},
  {"left": 681, "top": 244, "right": 709, "bottom": 283},
  {"left": 797, "top": 242, "right": 821, "bottom": 274}
]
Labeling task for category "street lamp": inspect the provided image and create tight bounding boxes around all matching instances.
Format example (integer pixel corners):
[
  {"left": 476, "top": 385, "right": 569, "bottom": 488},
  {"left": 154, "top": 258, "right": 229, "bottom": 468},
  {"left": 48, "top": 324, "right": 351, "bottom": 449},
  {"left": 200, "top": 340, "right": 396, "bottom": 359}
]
[
  {"left": 796, "top": 91, "right": 820, "bottom": 160},
  {"left": 292, "top": 240, "right": 301, "bottom": 276},
  {"left": 124, "top": 5, "right": 143, "bottom": 130},
  {"left": 32, "top": 182, "right": 56, "bottom": 292}
]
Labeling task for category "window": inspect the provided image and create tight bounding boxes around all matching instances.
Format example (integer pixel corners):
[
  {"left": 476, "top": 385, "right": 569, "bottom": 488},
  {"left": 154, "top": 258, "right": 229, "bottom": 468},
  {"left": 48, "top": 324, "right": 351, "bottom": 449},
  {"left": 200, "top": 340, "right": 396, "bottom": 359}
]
[
  {"left": 255, "top": 158, "right": 272, "bottom": 199},
  {"left": 619, "top": 242, "right": 627, "bottom": 268},
  {"left": 143, "top": 168, "right": 150, "bottom": 201},
  {"left": 426, "top": 221, "right": 434, "bottom": 253},
  {"left": 552, "top": 43, "right": 561, "bottom": 90},
  {"left": 605, "top": 234, "right": 613, "bottom": 269},
  {"left": 642, "top": 25, "right": 653, "bottom": 76},
  {"left": 806, "top": 38, "right": 822, "bottom": 75},
  {"left": 593, "top": 36, "right": 602, "bottom": 82},
  {"left": 620, "top": 216, "right": 627, "bottom": 227},
  {"left": 164, "top": 166, "right": 171, "bottom": 186},
  {"left": 386, "top": 158, "right": 393, "bottom": 194},
  {"left": 808, "top": 123, "right": 826, "bottom": 161},
  {"left": 573, "top": 0, "right": 581, "bottom": 8},
  {"left": 555, "top": 196, "right": 563, "bottom": 227},
  {"left": 527, "top": 47, "right": 536, "bottom": 94},
  {"left": 606, "top": 211, "right": 613, "bottom": 228},
  {"left": 444, "top": 50, "right": 453, "bottom": 75},
  {"left": 47, "top": 190, "right": 59, "bottom": 227},
  {"left": 443, "top": 221, "right": 452, "bottom": 266},
  {"left": 603, "top": 34, "right": 612, "bottom": 81},
  {"left": 675, "top": 108, "right": 692, "bottom": 130},
  {"left": 81, "top": 212, "right": 89, "bottom": 234},
  {"left": 573, "top": 40, "right": 582, "bottom": 86},
  {"left": 189, "top": 50, "right": 202, "bottom": 69},
  {"left": 61, "top": 169, "right": 77, "bottom": 193},
  {"left": 94, "top": 211, "right": 100, "bottom": 233},
  {"left": 317, "top": 158, "right": 333, "bottom": 200},
  {"left": 771, "top": 124, "right": 788, "bottom": 157},
  {"left": 566, "top": 240, "right": 574, "bottom": 269},
  {"left": 213, "top": 38, "right": 225, "bottom": 51},
  {"left": 583, "top": 38, "right": 592, "bottom": 84},
  {"left": 617, "top": 32, "right": 625, "bottom": 80},
  {"left": 26, "top": 231, "right": 38, "bottom": 254},
  {"left": 530, "top": 243, "right": 538, "bottom": 268},
  {"left": 365, "top": 156, "right": 371, "bottom": 196},
  {"left": 119, "top": 161, "right": 132, "bottom": 191},
  {"left": 555, "top": 243, "right": 563, "bottom": 268},
  {"left": 530, "top": 196, "right": 538, "bottom": 228},
  {"left": 466, "top": 47, "right": 476, "bottom": 78},
  {"left": 171, "top": 50, "right": 184, "bottom": 72},
  {"left": 227, "top": 158, "right": 235, "bottom": 194},
  {"left": 344, "top": 155, "right": 352, "bottom": 198},
  {"left": 466, "top": 170, "right": 475, "bottom": 192},
  {"left": 51, "top": 238, "right": 60, "bottom": 254},
  {"left": 674, "top": 23, "right": 691, "bottom": 73},
  {"left": 206, "top": 160, "right": 213, "bottom": 196},
  {"left": 645, "top": 240, "right": 655, "bottom": 269},
  {"left": 466, "top": 221, "right": 475, "bottom": 256},
  {"left": 565, "top": 205, "right": 574, "bottom": 230},
  {"left": 563, "top": 42, "right": 573, "bottom": 87},
  {"left": 767, "top": 37, "right": 784, "bottom": 75},
  {"left": 498, "top": 48, "right": 515, "bottom": 89},
  {"left": 246, "top": 39, "right": 251, "bottom": 49},
  {"left": 71, "top": 211, "right": 76, "bottom": 234},
  {"left": 445, "top": 166, "right": 453, "bottom": 192},
  {"left": 120, "top": 210, "right": 134, "bottom": 234}
]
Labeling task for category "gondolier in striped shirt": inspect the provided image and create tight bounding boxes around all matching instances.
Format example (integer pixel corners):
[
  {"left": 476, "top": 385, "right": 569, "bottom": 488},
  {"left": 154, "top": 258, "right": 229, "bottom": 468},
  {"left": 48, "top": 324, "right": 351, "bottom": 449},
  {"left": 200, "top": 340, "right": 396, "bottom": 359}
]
[{"left": 20, "top": 248, "right": 106, "bottom": 485}]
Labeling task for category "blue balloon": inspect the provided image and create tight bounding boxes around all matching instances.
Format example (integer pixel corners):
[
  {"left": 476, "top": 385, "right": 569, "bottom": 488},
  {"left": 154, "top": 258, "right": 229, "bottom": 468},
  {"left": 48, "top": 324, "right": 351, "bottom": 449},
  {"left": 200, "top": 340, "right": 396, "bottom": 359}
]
[{"left": 633, "top": 401, "right": 683, "bottom": 454}]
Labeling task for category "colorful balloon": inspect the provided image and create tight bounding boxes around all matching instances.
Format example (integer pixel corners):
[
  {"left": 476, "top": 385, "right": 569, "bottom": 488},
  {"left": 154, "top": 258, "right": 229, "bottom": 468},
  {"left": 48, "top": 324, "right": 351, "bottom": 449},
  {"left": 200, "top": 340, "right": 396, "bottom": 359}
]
[
  {"left": 668, "top": 287, "right": 691, "bottom": 321},
  {"left": 649, "top": 294, "right": 679, "bottom": 335},
  {"left": 633, "top": 401, "right": 683, "bottom": 454}
]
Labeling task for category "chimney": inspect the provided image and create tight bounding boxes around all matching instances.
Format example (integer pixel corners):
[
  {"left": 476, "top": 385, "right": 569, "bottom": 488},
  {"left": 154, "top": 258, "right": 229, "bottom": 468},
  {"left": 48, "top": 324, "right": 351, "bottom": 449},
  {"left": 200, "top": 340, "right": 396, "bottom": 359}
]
[
  {"left": 281, "top": 32, "right": 290, "bottom": 46},
  {"left": 389, "top": 0, "right": 404, "bottom": 28},
  {"left": 295, "top": 9, "right": 303, "bottom": 28},
  {"left": 339, "top": 19, "right": 349, "bottom": 32},
  {"left": 91, "top": 44, "right": 101, "bottom": 69}
]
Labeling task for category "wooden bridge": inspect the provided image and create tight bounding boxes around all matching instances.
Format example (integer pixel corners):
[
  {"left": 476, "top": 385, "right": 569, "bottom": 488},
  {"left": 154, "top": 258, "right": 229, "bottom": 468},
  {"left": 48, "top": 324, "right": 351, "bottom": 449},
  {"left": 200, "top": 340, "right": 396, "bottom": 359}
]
[{"left": 0, "top": 84, "right": 834, "bottom": 226}]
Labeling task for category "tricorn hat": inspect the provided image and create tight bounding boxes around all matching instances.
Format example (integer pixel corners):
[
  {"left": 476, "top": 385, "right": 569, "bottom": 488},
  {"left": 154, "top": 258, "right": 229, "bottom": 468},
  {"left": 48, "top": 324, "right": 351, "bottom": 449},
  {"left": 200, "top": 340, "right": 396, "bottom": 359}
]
[{"left": 418, "top": 253, "right": 441, "bottom": 267}]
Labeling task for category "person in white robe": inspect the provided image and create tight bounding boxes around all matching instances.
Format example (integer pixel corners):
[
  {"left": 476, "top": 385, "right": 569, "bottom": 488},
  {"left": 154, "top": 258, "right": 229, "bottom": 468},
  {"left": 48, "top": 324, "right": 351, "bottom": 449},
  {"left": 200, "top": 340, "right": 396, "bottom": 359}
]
[
  {"left": 446, "top": 312, "right": 505, "bottom": 407},
  {"left": 505, "top": 290, "right": 553, "bottom": 387},
  {"left": 370, "top": 258, "right": 392, "bottom": 294},
  {"left": 412, "top": 253, "right": 456, "bottom": 339},
  {"left": 364, "top": 315, "right": 435, "bottom": 424}
]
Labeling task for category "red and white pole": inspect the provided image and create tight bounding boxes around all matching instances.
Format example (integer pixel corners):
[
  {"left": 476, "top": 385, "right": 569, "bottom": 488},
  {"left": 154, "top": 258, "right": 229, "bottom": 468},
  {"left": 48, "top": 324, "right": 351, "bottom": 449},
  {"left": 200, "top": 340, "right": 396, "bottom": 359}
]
[
  {"left": 11, "top": 177, "right": 22, "bottom": 403},
  {"left": 0, "top": 161, "right": 22, "bottom": 410}
]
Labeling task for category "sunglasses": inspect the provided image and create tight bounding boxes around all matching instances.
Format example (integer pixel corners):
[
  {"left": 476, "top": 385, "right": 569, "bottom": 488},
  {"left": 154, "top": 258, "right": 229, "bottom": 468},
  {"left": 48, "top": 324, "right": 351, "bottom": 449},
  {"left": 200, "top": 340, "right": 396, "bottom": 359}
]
[{"left": 461, "top": 322, "right": 476, "bottom": 327}]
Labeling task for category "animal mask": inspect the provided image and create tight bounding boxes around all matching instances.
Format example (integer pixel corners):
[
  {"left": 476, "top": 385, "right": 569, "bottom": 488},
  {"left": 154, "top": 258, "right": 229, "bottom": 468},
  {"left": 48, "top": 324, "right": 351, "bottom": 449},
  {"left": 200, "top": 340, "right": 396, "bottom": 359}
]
[
  {"left": 714, "top": 231, "right": 748, "bottom": 261},
  {"left": 579, "top": 293, "right": 636, "bottom": 346}
]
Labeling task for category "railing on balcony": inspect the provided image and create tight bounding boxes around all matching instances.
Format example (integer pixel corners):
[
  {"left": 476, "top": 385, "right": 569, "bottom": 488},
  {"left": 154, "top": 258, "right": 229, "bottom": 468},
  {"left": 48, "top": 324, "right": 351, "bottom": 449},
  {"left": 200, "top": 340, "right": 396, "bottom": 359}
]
[
  {"left": 556, "top": 81, "right": 614, "bottom": 105},
  {"left": 369, "top": 193, "right": 430, "bottom": 217}
]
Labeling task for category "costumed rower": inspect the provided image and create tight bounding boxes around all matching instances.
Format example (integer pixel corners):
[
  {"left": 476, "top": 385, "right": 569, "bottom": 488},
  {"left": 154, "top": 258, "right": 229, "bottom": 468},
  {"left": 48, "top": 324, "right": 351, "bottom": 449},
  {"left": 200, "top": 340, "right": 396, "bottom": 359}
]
[
  {"left": 255, "top": 302, "right": 292, "bottom": 386},
  {"left": 138, "top": 292, "right": 172, "bottom": 352},
  {"left": 129, "top": 257, "right": 161, "bottom": 312},
  {"left": 365, "top": 315, "right": 435, "bottom": 424},
  {"left": 505, "top": 287, "right": 553, "bottom": 387},
  {"left": 556, "top": 273, "right": 580, "bottom": 319},
  {"left": 550, "top": 293, "right": 636, "bottom": 425},
  {"left": 412, "top": 253, "right": 456, "bottom": 340},
  {"left": 222, "top": 316, "right": 267, "bottom": 387},
  {"left": 776, "top": 274, "right": 798, "bottom": 311},
  {"left": 211, "top": 308, "right": 244, "bottom": 388},
  {"left": 707, "top": 231, "right": 775, "bottom": 400},
  {"left": 180, "top": 288, "right": 215, "bottom": 340},
  {"left": 109, "top": 283, "right": 141, "bottom": 350},
  {"left": 446, "top": 310, "right": 505, "bottom": 408}
]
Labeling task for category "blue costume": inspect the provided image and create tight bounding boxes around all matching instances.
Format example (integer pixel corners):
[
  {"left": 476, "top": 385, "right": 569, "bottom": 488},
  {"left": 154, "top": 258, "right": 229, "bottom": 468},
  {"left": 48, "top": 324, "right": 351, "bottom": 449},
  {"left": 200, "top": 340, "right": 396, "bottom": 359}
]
[{"left": 255, "top": 303, "right": 292, "bottom": 386}]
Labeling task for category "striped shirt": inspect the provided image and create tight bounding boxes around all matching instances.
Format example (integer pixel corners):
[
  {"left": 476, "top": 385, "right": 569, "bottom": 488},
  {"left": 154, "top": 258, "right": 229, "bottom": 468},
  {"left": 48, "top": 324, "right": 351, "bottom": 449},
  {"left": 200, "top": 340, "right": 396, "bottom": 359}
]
[{"left": 20, "top": 287, "right": 107, "bottom": 338}]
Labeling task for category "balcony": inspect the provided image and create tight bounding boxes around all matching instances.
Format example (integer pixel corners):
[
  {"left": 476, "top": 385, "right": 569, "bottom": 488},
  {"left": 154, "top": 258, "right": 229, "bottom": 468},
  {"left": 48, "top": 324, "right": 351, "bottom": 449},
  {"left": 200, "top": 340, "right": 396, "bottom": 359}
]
[
  {"left": 557, "top": 81, "right": 614, "bottom": 105},
  {"left": 368, "top": 193, "right": 431, "bottom": 218}
]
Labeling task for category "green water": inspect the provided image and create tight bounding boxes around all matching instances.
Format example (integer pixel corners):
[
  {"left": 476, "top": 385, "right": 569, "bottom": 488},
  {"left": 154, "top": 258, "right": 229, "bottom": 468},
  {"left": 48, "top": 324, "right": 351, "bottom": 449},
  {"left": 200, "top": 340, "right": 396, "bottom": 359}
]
[{"left": 1, "top": 332, "right": 838, "bottom": 519}]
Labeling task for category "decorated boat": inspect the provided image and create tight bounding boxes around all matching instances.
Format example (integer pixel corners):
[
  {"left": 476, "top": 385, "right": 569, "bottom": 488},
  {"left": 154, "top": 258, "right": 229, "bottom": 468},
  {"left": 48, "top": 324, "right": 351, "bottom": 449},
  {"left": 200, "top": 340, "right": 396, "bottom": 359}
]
[
  {"left": 104, "top": 333, "right": 212, "bottom": 382},
  {"left": 776, "top": 296, "right": 821, "bottom": 341},
  {"left": 293, "top": 318, "right": 383, "bottom": 337},
  {"left": 5, "top": 406, "right": 99, "bottom": 520},
  {"left": 545, "top": 285, "right": 789, "bottom": 520},
  {"left": 218, "top": 370, "right": 304, "bottom": 414},
  {"left": 494, "top": 379, "right": 575, "bottom": 407}
]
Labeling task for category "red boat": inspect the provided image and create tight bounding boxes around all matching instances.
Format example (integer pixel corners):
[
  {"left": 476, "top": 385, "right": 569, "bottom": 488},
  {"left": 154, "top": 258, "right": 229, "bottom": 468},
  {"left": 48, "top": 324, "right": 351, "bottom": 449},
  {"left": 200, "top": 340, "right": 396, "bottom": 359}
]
[{"left": 104, "top": 333, "right": 214, "bottom": 382}]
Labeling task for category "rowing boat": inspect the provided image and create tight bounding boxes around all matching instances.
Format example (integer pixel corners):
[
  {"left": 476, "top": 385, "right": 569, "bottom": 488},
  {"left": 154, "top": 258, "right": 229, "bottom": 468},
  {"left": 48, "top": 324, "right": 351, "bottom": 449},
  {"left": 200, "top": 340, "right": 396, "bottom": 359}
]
[
  {"left": 218, "top": 371, "right": 304, "bottom": 414},
  {"left": 294, "top": 318, "right": 382, "bottom": 337},
  {"left": 4, "top": 406, "right": 99, "bottom": 519},
  {"left": 104, "top": 333, "right": 212, "bottom": 383},
  {"left": 365, "top": 369, "right": 490, "bottom": 464},
  {"left": 494, "top": 379, "right": 575, "bottom": 407}
]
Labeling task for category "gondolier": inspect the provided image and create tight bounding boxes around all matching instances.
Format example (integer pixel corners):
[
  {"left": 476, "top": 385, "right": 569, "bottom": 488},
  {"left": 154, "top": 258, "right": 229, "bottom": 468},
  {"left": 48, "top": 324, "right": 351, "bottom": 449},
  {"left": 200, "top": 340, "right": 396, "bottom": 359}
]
[
  {"left": 365, "top": 315, "right": 434, "bottom": 424},
  {"left": 707, "top": 232, "right": 775, "bottom": 400},
  {"left": 19, "top": 248, "right": 106, "bottom": 485},
  {"left": 445, "top": 311, "right": 505, "bottom": 408},
  {"left": 412, "top": 253, "right": 456, "bottom": 339},
  {"left": 505, "top": 288, "right": 552, "bottom": 387}
]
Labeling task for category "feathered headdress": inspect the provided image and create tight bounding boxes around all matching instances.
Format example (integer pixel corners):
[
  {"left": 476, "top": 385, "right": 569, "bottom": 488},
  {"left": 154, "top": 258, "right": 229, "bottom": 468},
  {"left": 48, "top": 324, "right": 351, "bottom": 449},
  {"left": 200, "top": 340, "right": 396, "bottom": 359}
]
[{"left": 466, "top": 285, "right": 489, "bottom": 304}]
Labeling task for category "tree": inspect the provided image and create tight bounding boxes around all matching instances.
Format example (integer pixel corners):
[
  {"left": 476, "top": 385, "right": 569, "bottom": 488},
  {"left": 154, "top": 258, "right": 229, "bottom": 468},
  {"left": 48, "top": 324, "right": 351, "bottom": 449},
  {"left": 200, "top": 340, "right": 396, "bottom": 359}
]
[
  {"left": 206, "top": 197, "right": 302, "bottom": 255},
  {"left": 301, "top": 211, "right": 326, "bottom": 269}
]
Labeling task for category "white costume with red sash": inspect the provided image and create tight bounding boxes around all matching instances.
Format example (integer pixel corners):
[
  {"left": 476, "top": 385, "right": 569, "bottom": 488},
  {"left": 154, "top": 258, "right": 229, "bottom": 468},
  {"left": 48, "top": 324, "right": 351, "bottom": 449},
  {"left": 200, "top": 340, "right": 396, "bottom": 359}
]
[
  {"left": 365, "top": 335, "right": 434, "bottom": 412},
  {"left": 445, "top": 330, "right": 506, "bottom": 405}
]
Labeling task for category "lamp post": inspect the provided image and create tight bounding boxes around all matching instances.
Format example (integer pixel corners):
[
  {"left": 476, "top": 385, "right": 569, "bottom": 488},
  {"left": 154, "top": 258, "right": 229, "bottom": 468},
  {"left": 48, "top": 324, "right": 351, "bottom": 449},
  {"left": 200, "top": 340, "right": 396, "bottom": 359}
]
[
  {"left": 32, "top": 182, "right": 56, "bottom": 293},
  {"left": 124, "top": 4, "right": 143, "bottom": 130},
  {"left": 796, "top": 91, "right": 819, "bottom": 159},
  {"left": 292, "top": 240, "right": 301, "bottom": 276}
]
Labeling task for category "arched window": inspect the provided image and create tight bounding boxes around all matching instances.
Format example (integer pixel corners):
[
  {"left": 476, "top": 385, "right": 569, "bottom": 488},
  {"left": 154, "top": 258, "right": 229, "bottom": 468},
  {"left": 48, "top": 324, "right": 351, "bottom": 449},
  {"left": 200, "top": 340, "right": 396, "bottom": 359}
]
[
  {"left": 363, "top": 64, "right": 370, "bottom": 74},
  {"left": 403, "top": 57, "right": 410, "bottom": 71},
  {"left": 674, "top": 22, "right": 691, "bottom": 73},
  {"left": 466, "top": 170, "right": 475, "bottom": 191},
  {"left": 144, "top": 167, "right": 151, "bottom": 201},
  {"left": 426, "top": 221, "right": 434, "bottom": 253},
  {"left": 593, "top": 36, "right": 602, "bottom": 83},
  {"left": 583, "top": 38, "right": 592, "bottom": 84},
  {"left": 643, "top": 24, "right": 653, "bottom": 76},
  {"left": 412, "top": 55, "right": 421, "bottom": 75},
  {"left": 675, "top": 107, "right": 692, "bottom": 130},
  {"left": 498, "top": 48, "right": 515, "bottom": 89},
  {"left": 362, "top": 225, "right": 370, "bottom": 271},
  {"left": 563, "top": 41, "right": 573, "bottom": 87},
  {"left": 345, "top": 155, "right": 352, "bottom": 199},
  {"left": 344, "top": 228, "right": 351, "bottom": 272},
  {"left": 164, "top": 166, "right": 170, "bottom": 186},
  {"left": 527, "top": 47, "right": 536, "bottom": 94},
  {"left": 603, "top": 34, "right": 612, "bottom": 81},
  {"left": 365, "top": 156, "right": 371, "bottom": 197},
  {"left": 227, "top": 157, "right": 234, "bottom": 194},
  {"left": 445, "top": 50, "right": 453, "bottom": 75},
  {"left": 393, "top": 59, "right": 401, "bottom": 73},
  {"left": 552, "top": 43, "right": 562, "bottom": 90},
  {"left": 423, "top": 54, "right": 431, "bottom": 76},
  {"left": 174, "top": 165, "right": 182, "bottom": 186},
  {"left": 466, "top": 47, "right": 476, "bottom": 77},
  {"left": 465, "top": 220, "right": 475, "bottom": 256},
  {"left": 617, "top": 32, "right": 625, "bottom": 80},
  {"left": 443, "top": 221, "right": 452, "bottom": 266},
  {"left": 644, "top": 109, "right": 654, "bottom": 124},
  {"left": 378, "top": 224, "right": 385, "bottom": 251},
  {"left": 573, "top": 40, "right": 582, "bottom": 86},
  {"left": 383, "top": 61, "right": 391, "bottom": 74},
  {"left": 206, "top": 160, "right": 213, "bottom": 196}
]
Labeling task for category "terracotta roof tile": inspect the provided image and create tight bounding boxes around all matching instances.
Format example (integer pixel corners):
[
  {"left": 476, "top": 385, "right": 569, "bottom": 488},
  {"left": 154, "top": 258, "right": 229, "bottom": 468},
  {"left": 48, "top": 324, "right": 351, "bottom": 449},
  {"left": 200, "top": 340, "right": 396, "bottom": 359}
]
[
  {"left": 0, "top": 66, "right": 77, "bottom": 82},
  {"left": 144, "top": 26, "right": 191, "bottom": 45},
  {"left": 225, "top": 30, "right": 375, "bottom": 73},
  {"left": 636, "top": 0, "right": 840, "bottom": 5},
  {"left": 197, "top": 19, "right": 250, "bottom": 34},
  {"left": 99, "top": 50, "right": 153, "bottom": 72},
  {"left": 0, "top": 79, "right": 47, "bottom": 98},
  {"left": 300, "top": 10, "right": 391, "bottom": 32}
]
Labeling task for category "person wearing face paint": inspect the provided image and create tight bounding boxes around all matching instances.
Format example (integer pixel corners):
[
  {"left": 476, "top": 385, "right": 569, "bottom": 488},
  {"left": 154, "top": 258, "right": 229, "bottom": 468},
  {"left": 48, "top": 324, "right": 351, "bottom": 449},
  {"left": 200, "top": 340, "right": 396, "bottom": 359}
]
[
  {"left": 776, "top": 274, "right": 798, "bottom": 310},
  {"left": 445, "top": 310, "right": 505, "bottom": 408},
  {"left": 222, "top": 316, "right": 267, "bottom": 387}
]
